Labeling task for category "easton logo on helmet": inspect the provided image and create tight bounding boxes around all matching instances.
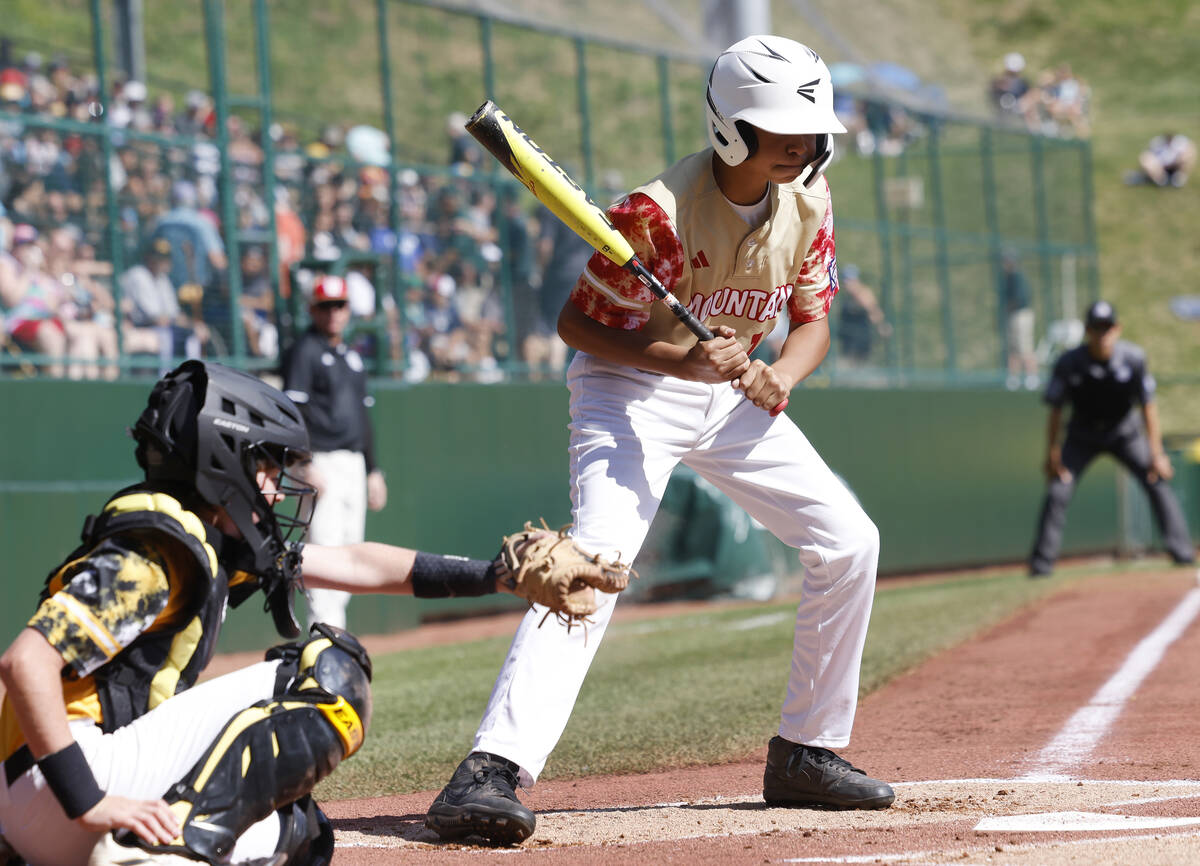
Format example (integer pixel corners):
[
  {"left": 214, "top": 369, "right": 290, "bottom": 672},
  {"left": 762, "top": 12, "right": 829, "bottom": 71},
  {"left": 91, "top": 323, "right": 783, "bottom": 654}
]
[
  {"left": 213, "top": 417, "right": 252, "bottom": 433},
  {"left": 796, "top": 78, "right": 821, "bottom": 103}
]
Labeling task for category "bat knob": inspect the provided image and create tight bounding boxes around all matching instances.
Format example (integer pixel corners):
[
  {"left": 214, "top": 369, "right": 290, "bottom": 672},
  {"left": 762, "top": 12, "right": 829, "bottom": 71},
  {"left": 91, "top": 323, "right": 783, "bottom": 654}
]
[{"left": 770, "top": 398, "right": 789, "bottom": 417}]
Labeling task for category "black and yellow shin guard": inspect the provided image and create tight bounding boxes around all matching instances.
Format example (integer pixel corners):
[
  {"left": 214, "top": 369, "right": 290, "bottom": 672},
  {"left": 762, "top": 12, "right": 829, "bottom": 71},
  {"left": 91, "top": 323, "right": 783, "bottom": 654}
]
[{"left": 134, "top": 627, "right": 371, "bottom": 863}]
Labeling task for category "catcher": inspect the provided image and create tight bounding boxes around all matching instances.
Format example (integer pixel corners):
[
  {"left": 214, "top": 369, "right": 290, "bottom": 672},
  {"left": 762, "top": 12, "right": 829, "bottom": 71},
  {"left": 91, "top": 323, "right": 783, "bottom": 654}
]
[{"left": 0, "top": 360, "right": 628, "bottom": 866}]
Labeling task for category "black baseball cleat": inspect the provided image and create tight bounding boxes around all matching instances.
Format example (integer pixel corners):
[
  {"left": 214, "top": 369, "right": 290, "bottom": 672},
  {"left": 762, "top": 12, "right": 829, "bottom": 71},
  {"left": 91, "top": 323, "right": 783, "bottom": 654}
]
[
  {"left": 763, "top": 736, "right": 895, "bottom": 810},
  {"left": 425, "top": 752, "right": 536, "bottom": 845}
]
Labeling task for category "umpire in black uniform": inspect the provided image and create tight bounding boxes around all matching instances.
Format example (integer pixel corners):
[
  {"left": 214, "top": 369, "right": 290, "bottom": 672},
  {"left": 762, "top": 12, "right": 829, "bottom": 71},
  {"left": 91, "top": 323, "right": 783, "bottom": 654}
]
[{"left": 1029, "top": 300, "right": 1195, "bottom": 576}]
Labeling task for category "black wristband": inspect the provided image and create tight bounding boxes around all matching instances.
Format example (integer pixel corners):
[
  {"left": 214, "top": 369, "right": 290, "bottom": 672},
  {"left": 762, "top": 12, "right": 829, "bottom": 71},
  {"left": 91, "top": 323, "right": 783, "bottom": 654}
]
[
  {"left": 411, "top": 552, "right": 497, "bottom": 598},
  {"left": 38, "top": 741, "right": 105, "bottom": 819}
]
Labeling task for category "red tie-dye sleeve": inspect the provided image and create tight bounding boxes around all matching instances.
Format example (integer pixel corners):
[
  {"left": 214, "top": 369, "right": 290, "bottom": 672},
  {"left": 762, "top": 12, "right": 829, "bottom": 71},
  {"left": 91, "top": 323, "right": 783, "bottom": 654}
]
[
  {"left": 788, "top": 179, "right": 839, "bottom": 324},
  {"left": 568, "top": 193, "right": 685, "bottom": 330}
]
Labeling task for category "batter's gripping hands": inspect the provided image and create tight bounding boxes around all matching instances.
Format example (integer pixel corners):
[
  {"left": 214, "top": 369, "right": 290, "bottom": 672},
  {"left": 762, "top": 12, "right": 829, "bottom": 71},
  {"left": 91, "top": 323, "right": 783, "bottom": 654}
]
[{"left": 497, "top": 521, "right": 635, "bottom": 627}]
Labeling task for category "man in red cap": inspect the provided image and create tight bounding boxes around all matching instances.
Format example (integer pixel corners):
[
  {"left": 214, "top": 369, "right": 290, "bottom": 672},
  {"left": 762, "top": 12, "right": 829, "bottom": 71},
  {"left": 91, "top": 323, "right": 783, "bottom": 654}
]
[{"left": 281, "top": 274, "right": 388, "bottom": 629}]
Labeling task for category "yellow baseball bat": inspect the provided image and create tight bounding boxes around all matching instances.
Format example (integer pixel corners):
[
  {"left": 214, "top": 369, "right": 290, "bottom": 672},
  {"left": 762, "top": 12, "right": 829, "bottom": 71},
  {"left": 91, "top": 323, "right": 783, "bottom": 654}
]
[{"left": 465, "top": 100, "right": 788, "bottom": 415}]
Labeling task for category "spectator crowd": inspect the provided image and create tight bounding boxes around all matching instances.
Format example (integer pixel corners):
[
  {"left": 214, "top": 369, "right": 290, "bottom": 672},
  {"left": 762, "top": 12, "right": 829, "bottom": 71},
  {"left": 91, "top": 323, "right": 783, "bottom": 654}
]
[
  {"left": 988, "top": 52, "right": 1091, "bottom": 138},
  {"left": 0, "top": 39, "right": 574, "bottom": 382},
  {"left": 2, "top": 36, "right": 1110, "bottom": 386}
]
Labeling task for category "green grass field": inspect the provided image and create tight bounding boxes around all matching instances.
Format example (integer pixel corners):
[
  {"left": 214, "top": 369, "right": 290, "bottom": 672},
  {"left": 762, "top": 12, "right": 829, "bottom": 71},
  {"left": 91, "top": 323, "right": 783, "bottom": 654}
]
[{"left": 316, "top": 562, "right": 1094, "bottom": 800}]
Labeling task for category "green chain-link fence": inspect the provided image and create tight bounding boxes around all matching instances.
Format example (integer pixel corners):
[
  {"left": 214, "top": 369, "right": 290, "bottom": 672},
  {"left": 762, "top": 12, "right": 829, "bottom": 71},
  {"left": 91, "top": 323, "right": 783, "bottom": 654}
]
[{"left": 0, "top": 0, "right": 1097, "bottom": 386}]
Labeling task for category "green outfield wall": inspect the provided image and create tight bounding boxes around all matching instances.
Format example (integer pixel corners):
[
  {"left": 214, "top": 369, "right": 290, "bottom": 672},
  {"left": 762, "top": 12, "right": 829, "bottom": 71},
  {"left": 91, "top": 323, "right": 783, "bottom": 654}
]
[{"left": 0, "top": 379, "right": 1129, "bottom": 653}]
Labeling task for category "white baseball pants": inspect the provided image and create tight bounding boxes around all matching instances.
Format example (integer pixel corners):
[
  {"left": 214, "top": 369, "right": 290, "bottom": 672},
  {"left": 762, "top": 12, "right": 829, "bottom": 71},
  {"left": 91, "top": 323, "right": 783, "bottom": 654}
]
[
  {"left": 305, "top": 449, "right": 368, "bottom": 630},
  {"left": 474, "top": 354, "right": 880, "bottom": 784},
  {"left": 0, "top": 662, "right": 284, "bottom": 866}
]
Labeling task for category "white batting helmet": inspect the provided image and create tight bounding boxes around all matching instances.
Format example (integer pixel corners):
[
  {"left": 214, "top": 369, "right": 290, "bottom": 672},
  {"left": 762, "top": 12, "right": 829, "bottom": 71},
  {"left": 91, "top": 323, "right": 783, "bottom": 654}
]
[{"left": 705, "top": 35, "right": 846, "bottom": 186}]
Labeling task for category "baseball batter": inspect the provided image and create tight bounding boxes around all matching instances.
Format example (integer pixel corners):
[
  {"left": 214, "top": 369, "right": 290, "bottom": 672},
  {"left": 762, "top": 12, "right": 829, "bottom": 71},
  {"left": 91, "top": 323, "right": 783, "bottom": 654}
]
[{"left": 426, "top": 35, "right": 894, "bottom": 846}]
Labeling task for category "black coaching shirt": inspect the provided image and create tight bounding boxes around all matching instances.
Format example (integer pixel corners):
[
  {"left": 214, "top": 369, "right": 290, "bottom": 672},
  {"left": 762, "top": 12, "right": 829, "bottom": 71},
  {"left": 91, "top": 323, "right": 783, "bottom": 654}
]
[
  {"left": 282, "top": 328, "right": 377, "bottom": 470},
  {"left": 1044, "top": 340, "right": 1155, "bottom": 438}
]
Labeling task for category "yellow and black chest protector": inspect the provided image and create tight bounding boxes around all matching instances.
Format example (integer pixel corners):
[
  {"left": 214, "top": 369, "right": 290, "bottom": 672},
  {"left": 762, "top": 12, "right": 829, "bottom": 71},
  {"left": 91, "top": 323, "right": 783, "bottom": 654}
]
[{"left": 40, "top": 486, "right": 232, "bottom": 732}]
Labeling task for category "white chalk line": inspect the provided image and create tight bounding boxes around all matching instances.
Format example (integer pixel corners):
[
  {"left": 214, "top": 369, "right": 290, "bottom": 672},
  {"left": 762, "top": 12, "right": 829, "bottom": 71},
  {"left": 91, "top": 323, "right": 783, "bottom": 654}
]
[
  {"left": 782, "top": 825, "right": 1200, "bottom": 858},
  {"left": 1107, "top": 791, "right": 1200, "bottom": 806},
  {"left": 893, "top": 777, "right": 1200, "bottom": 788},
  {"left": 783, "top": 828, "right": 1200, "bottom": 864},
  {"left": 1018, "top": 586, "right": 1200, "bottom": 781},
  {"left": 976, "top": 810, "right": 1200, "bottom": 831}
]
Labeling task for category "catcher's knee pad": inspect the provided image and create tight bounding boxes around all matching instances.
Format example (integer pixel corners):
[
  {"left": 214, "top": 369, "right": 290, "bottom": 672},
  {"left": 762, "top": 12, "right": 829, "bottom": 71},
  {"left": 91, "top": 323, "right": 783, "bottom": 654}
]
[
  {"left": 134, "top": 625, "right": 371, "bottom": 863},
  {"left": 267, "top": 622, "right": 374, "bottom": 727}
]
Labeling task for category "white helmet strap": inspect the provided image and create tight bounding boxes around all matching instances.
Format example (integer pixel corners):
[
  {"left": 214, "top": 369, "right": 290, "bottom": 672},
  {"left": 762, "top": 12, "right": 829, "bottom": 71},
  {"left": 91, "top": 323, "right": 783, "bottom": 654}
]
[{"left": 798, "top": 133, "right": 835, "bottom": 188}]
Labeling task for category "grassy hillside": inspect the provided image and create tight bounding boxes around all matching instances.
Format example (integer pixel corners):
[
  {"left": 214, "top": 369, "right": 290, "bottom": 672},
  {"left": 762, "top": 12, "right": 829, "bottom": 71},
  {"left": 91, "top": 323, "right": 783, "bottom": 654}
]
[
  {"left": 7, "top": 0, "right": 1197, "bottom": 433},
  {"left": 936, "top": 0, "right": 1200, "bottom": 435}
]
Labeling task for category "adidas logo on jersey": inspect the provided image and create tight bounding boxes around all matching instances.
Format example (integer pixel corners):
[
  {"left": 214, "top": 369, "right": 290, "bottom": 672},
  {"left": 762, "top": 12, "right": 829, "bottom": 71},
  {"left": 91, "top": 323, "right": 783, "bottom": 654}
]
[{"left": 690, "top": 250, "right": 711, "bottom": 269}]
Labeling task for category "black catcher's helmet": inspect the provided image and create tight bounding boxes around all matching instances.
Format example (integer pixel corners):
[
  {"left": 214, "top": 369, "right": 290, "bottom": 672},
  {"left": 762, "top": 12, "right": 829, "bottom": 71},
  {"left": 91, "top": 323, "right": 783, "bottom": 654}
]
[{"left": 132, "top": 360, "right": 314, "bottom": 637}]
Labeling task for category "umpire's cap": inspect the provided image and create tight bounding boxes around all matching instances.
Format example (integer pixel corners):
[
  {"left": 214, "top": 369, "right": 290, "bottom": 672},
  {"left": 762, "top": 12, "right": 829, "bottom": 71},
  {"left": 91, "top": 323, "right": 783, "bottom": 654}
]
[{"left": 1085, "top": 300, "right": 1118, "bottom": 330}]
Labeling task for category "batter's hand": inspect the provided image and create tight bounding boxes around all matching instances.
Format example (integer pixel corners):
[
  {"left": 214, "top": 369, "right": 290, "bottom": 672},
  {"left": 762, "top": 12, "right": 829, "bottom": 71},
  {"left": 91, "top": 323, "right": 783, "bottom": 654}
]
[
  {"left": 682, "top": 325, "right": 750, "bottom": 383},
  {"left": 79, "top": 794, "right": 180, "bottom": 846},
  {"left": 733, "top": 360, "right": 793, "bottom": 412}
]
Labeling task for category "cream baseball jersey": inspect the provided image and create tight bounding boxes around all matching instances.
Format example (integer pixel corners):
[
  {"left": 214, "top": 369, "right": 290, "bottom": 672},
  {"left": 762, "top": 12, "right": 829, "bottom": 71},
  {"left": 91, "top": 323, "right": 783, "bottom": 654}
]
[{"left": 569, "top": 149, "right": 839, "bottom": 354}]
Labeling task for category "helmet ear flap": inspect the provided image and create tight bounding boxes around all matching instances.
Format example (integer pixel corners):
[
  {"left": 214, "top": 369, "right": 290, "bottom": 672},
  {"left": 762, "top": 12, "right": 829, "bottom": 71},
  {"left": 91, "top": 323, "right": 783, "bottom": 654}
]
[
  {"left": 734, "top": 120, "right": 758, "bottom": 160},
  {"left": 800, "top": 133, "right": 835, "bottom": 188},
  {"left": 706, "top": 85, "right": 749, "bottom": 166}
]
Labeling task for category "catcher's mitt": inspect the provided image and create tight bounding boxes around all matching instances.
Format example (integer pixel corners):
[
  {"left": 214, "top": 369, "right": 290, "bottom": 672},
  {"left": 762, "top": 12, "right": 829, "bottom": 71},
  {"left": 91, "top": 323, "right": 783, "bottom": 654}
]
[{"left": 497, "top": 521, "right": 634, "bottom": 627}]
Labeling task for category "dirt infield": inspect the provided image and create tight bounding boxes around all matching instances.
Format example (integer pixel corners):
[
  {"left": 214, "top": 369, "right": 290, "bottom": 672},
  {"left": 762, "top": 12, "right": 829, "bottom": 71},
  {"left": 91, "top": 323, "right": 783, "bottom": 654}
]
[{"left": 322, "top": 566, "right": 1200, "bottom": 864}]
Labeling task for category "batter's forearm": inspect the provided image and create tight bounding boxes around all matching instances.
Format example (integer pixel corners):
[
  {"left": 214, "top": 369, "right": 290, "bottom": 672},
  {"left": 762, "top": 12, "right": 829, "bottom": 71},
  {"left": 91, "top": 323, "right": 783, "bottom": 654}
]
[
  {"left": 557, "top": 302, "right": 689, "bottom": 375},
  {"left": 773, "top": 319, "right": 831, "bottom": 387}
]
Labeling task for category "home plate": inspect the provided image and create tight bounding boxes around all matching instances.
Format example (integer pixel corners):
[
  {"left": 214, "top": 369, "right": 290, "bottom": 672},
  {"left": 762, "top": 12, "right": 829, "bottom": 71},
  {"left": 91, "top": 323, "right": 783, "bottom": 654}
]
[{"left": 976, "top": 811, "right": 1200, "bottom": 832}]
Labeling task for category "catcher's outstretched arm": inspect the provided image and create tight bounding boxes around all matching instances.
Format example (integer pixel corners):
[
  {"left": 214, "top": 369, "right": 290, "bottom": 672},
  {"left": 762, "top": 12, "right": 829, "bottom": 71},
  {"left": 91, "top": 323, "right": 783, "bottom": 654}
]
[
  {"left": 302, "top": 523, "right": 629, "bottom": 617},
  {"left": 302, "top": 543, "right": 505, "bottom": 598},
  {"left": 302, "top": 543, "right": 418, "bottom": 594}
]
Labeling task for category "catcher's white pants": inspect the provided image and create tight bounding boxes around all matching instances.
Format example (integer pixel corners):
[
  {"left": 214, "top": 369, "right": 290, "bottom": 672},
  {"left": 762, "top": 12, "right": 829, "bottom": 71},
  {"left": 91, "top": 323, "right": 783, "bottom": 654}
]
[
  {"left": 474, "top": 354, "right": 880, "bottom": 784},
  {"left": 0, "top": 663, "right": 284, "bottom": 866},
  {"left": 305, "top": 449, "right": 368, "bottom": 630}
]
